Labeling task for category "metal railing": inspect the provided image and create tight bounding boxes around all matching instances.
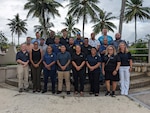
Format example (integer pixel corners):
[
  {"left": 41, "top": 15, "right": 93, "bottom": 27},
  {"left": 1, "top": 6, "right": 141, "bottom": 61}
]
[{"left": 128, "top": 41, "right": 150, "bottom": 63}]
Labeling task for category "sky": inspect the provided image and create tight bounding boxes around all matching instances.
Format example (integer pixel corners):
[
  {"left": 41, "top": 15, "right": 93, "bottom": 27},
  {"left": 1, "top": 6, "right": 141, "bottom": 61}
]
[{"left": 0, "top": 0, "right": 150, "bottom": 44}]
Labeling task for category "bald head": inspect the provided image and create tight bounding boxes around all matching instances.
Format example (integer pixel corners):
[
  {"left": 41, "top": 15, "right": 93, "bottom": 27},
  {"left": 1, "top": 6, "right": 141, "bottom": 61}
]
[{"left": 115, "top": 33, "right": 121, "bottom": 40}]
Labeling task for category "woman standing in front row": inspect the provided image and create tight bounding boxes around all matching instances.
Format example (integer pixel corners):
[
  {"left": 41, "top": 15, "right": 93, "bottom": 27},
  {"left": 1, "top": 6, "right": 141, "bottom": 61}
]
[
  {"left": 86, "top": 47, "right": 101, "bottom": 96},
  {"left": 30, "top": 41, "right": 43, "bottom": 93},
  {"left": 118, "top": 42, "right": 132, "bottom": 95},
  {"left": 102, "top": 45, "right": 120, "bottom": 97},
  {"left": 72, "top": 45, "right": 85, "bottom": 96}
]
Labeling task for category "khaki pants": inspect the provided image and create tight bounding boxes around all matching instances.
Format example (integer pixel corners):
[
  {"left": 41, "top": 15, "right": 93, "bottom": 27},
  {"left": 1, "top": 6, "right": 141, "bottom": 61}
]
[
  {"left": 17, "top": 64, "right": 29, "bottom": 89},
  {"left": 57, "top": 71, "right": 70, "bottom": 91}
]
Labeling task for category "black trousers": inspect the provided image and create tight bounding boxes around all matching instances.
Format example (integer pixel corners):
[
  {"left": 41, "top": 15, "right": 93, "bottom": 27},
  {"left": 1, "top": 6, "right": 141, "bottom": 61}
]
[
  {"left": 73, "top": 69, "right": 85, "bottom": 92},
  {"left": 89, "top": 71, "right": 100, "bottom": 94},
  {"left": 31, "top": 64, "right": 41, "bottom": 90}
]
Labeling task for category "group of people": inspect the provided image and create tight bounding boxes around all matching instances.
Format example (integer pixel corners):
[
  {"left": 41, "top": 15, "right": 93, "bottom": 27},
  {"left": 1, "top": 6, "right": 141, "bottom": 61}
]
[{"left": 16, "top": 28, "right": 132, "bottom": 97}]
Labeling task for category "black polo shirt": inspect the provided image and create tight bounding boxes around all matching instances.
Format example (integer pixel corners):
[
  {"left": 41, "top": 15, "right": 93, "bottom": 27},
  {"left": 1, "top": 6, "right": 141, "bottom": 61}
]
[
  {"left": 16, "top": 51, "right": 29, "bottom": 62},
  {"left": 72, "top": 52, "right": 85, "bottom": 68},
  {"left": 46, "top": 37, "right": 55, "bottom": 45},
  {"left": 103, "top": 54, "right": 120, "bottom": 71},
  {"left": 86, "top": 54, "right": 101, "bottom": 72},
  {"left": 118, "top": 52, "right": 132, "bottom": 66},
  {"left": 66, "top": 44, "right": 76, "bottom": 57},
  {"left": 60, "top": 37, "right": 69, "bottom": 45},
  {"left": 81, "top": 45, "right": 92, "bottom": 58}
]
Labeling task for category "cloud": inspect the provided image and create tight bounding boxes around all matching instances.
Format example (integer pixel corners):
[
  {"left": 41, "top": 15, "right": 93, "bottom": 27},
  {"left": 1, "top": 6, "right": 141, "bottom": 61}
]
[{"left": 0, "top": 0, "right": 150, "bottom": 44}]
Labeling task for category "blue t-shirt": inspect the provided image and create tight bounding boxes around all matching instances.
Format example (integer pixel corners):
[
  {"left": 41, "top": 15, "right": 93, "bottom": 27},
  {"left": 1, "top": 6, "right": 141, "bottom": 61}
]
[
  {"left": 16, "top": 51, "right": 29, "bottom": 62},
  {"left": 98, "top": 35, "right": 113, "bottom": 45},
  {"left": 52, "top": 44, "right": 61, "bottom": 55},
  {"left": 31, "top": 38, "right": 40, "bottom": 44},
  {"left": 86, "top": 54, "right": 101, "bottom": 72},
  {"left": 57, "top": 51, "right": 71, "bottom": 71},
  {"left": 43, "top": 52, "right": 56, "bottom": 70}
]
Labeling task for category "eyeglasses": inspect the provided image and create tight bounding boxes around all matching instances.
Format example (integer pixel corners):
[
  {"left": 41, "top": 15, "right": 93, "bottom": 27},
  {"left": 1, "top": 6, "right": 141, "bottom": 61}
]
[{"left": 108, "top": 49, "right": 113, "bottom": 50}]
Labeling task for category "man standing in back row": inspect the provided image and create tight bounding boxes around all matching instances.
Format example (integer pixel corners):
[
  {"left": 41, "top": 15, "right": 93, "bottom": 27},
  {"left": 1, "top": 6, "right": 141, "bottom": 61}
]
[
  {"left": 98, "top": 28, "right": 113, "bottom": 45},
  {"left": 60, "top": 28, "right": 69, "bottom": 45}
]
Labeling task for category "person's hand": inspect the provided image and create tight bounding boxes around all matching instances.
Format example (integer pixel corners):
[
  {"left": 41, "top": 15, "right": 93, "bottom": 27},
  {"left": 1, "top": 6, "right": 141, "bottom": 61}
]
[
  {"left": 112, "top": 70, "right": 117, "bottom": 76},
  {"left": 90, "top": 66, "right": 95, "bottom": 71},
  {"left": 76, "top": 66, "right": 81, "bottom": 71},
  {"left": 61, "top": 66, "right": 66, "bottom": 71},
  {"left": 34, "top": 64, "right": 39, "bottom": 68},
  {"left": 129, "top": 67, "right": 132, "bottom": 72},
  {"left": 102, "top": 70, "right": 105, "bottom": 76}
]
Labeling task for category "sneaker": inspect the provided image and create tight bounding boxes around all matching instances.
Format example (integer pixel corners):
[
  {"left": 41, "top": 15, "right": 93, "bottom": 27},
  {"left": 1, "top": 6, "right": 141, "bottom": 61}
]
[
  {"left": 67, "top": 91, "right": 70, "bottom": 95},
  {"left": 24, "top": 88, "right": 29, "bottom": 92},
  {"left": 80, "top": 92, "right": 84, "bottom": 96},
  {"left": 57, "top": 91, "right": 62, "bottom": 94},
  {"left": 111, "top": 91, "right": 116, "bottom": 97},
  {"left": 105, "top": 91, "right": 110, "bottom": 96},
  {"left": 52, "top": 91, "right": 55, "bottom": 94},
  {"left": 89, "top": 92, "right": 94, "bottom": 95},
  {"left": 95, "top": 93, "right": 99, "bottom": 96},
  {"left": 19, "top": 88, "right": 23, "bottom": 93},
  {"left": 42, "top": 90, "right": 47, "bottom": 93}
]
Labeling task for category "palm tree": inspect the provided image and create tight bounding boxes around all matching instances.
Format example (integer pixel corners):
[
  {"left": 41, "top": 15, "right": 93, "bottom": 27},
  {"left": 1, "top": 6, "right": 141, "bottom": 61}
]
[
  {"left": 62, "top": 15, "right": 80, "bottom": 37},
  {"left": 34, "top": 17, "right": 54, "bottom": 36},
  {"left": 124, "top": 0, "right": 150, "bottom": 42},
  {"left": 24, "top": 0, "right": 63, "bottom": 38},
  {"left": 92, "top": 10, "right": 117, "bottom": 34},
  {"left": 67, "top": 0, "right": 101, "bottom": 38},
  {"left": 119, "top": 0, "right": 126, "bottom": 35},
  {"left": 7, "top": 14, "right": 27, "bottom": 45}
]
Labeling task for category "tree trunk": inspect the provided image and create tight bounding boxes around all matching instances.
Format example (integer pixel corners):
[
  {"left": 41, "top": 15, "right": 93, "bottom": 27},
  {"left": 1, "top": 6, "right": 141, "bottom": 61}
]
[
  {"left": 18, "top": 34, "right": 19, "bottom": 45},
  {"left": 135, "top": 15, "right": 137, "bottom": 42},
  {"left": 119, "top": 0, "right": 126, "bottom": 35},
  {"left": 42, "top": 10, "right": 47, "bottom": 39},
  {"left": 82, "top": 14, "right": 85, "bottom": 39},
  {"left": 11, "top": 33, "right": 14, "bottom": 45}
]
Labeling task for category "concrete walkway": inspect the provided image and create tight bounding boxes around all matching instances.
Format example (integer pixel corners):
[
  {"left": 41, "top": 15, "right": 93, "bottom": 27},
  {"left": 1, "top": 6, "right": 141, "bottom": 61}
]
[{"left": 128, "top": 90, "right": 150, "bottom": 110}]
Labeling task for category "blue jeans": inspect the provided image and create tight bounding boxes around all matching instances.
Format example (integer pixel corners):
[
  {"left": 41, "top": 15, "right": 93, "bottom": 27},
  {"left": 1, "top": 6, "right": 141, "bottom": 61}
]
[{"left": 43, "top": 69, "right": 56, "bottom": 92}]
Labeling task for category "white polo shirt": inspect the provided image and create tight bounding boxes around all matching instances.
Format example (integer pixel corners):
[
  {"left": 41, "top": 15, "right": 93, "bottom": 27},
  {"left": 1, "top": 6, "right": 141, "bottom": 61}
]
[{"left": 89, "top": 38, "right": 100, "bottom": 49}]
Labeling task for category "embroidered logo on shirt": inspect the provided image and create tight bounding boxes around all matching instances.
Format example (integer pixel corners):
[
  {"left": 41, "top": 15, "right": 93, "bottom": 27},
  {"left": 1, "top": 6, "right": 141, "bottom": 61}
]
[{"left": 80, "top": 55, "right": 83, "bottom": 57}]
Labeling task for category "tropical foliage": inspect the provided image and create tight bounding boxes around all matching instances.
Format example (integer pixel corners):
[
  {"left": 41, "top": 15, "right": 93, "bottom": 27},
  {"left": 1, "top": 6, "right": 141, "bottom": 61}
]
[
  {"left": 7, "top": 13, "right": 27, "bottom": 45},
  {"left": 67, "top": 0, "right": 101, "bottom": 38},
  {"left": 62, "top": 15, "right": 80, "bottom": 37},
  {"left": 24, "top": 0, "right": 63, "bottom": 38},
  {"left": 92, "top": 10, "right": 117, "bottom": 34},
  {"left": 34, "top": 17, "right": 54, "bottom": 37},
  {"left": 0, "top": 31, "right": 8, "bottom": 50},
  {"left": 124, "top": 0, "right": 150, "bottom": 42}
]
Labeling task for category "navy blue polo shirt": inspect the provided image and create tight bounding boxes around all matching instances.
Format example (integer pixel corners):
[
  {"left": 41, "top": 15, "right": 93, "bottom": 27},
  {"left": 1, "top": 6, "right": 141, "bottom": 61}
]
[
  {"left": 86, "top": 54, "right": 101, "bottom": 72},
  {"left": 16, "top": 51, "right": 29, "bottom": 62},
  {"left": 57, "top": 51, "right": 71, "bottom": 71},
  {"left": 43, "top": 52, "right": 56, "bottom": 70},
  {"left": 118, "top": 52, "right": 132, "bottom": 66},
  {"left": 74, "top": 39, "right": 84, "bottom": 46},
  {"left": 52, "top": 44, "right": 61, "bottom": 55}
]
